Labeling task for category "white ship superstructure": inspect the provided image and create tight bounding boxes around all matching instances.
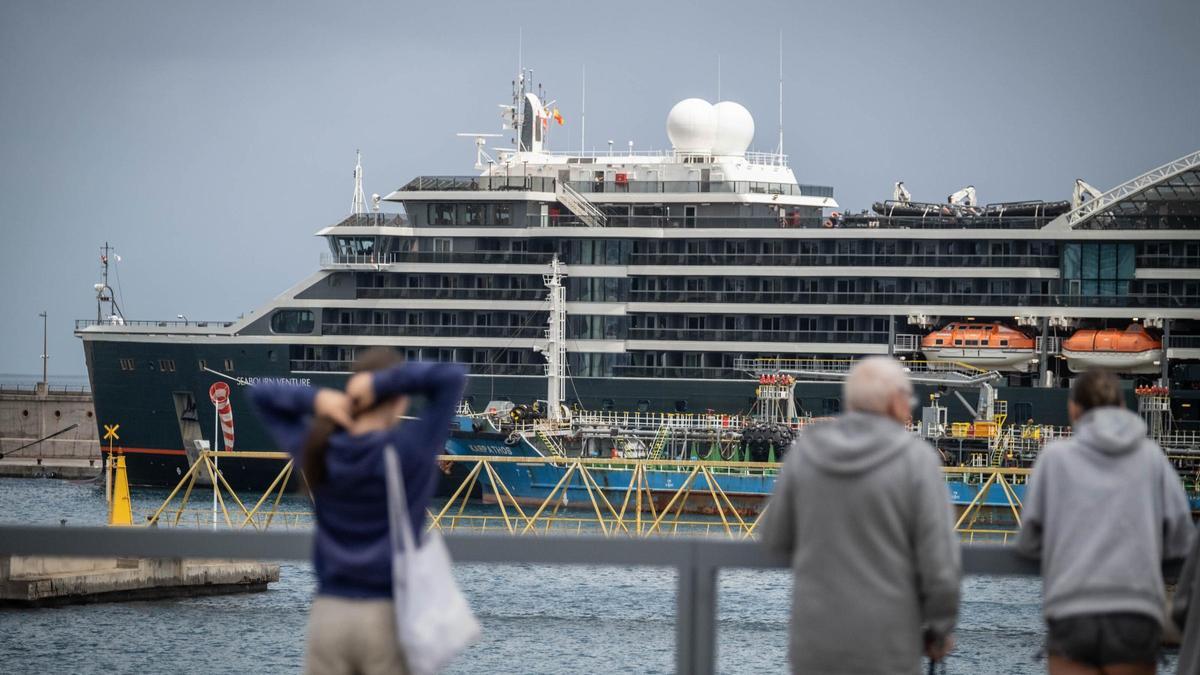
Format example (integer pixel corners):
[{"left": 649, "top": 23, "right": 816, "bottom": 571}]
[{"left": 75, "top": 69, "right": 1200, "bottom": 481}]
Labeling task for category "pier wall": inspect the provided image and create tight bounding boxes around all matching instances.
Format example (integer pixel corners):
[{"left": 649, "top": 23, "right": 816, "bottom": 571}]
[
  {"left": 1, "top": 554, "right": 279, "bottom": 606},
  {"left": 0, "top": 385, "right": 99, "bottom": 460}
]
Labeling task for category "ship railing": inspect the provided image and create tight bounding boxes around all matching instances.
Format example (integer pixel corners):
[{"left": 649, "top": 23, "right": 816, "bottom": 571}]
[
  {"left": 331, "top": 212, "right": 406, "bottom": 228},
  {"left": 563, "top": 179, "right": 826, "bottom": 198},
  {"left": 893, "top": 334, "right": 921, "bottom": 353},
  {"left": 73, "top": 318, "right": 236, "bottom": 330},
  {"left": 355, "top": 287, "right": 549, "bottom": 301},
  {"left": 502, "top": 147, "right": 790, "bottom": 166},
  {"left": 629, "top": 289, "right": 1192, "bottom": 309},
  {"left": 627, "top": 328, "right": 892, "bottom": 345},
  {"left": 0, "top": 383, "right": 91, "bottom": 394},
  {"left": 628, "top": 252, "right": 1063, "bottom": 267},
  {"left": 572, "top": 410, "right": 751, "bottom": 432},
  {"left": 321, "top": 251, "right": 558, "bottom": 267},
  {"left": 1035, "top": 336, "right": 1062, "bottom": 354},
  {"left": 734, "top": 356, "right": 991, "bottom": 378},
  {"left": 1, "top": 525, "right": 1063, "bottom": 675},
  {"left": 398, "top": 175, "right": 557, "bottom": 192}
]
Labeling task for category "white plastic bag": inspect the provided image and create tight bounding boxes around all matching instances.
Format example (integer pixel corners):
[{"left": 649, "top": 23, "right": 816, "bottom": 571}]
[{"left": 384, "top": 446, "right": 481, "bottom": 675}]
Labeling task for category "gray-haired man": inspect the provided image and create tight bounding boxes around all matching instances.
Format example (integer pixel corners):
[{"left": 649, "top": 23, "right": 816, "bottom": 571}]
[{"left": 760, "top": 356, "right": 961, "bottom": 674}]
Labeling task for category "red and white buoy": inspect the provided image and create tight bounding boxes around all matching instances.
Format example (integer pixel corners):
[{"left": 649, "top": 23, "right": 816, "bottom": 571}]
[{"left": 208, "top": 381, "right": 235, "bottom": 452}]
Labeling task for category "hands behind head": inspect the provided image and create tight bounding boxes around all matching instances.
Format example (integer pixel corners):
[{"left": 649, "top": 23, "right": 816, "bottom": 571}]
[
  {"left": 345, "top": 372, "right": 376, "bottom": 415},
  {"left": 315, "top": 373, "right": 378, "bottom": 430},
  {"left": 314, "top": 389, "right": 354, "bottom": 429}
]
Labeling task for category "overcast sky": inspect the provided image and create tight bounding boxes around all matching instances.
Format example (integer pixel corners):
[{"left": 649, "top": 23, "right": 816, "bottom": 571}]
[{"left": 1, "top": 0, "right": 1197, "bottom": 378}]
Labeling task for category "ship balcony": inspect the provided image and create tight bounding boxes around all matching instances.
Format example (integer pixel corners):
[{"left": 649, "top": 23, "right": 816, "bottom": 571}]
[
  {"left": 395, "top": 175, "right": 833, "bottom": 198},
  {"left": 626, "top": 328, "right": 892, "bottom": 345},
  {"left": 355, "top": 287, "right": 548, "bottom": 301},
  {"left": 563, "top": 179, "right": 832, "bottom": 198},
  {"left": 321, "top": 323, "right": 544, "bottom": 339},
  {"left": 289, "top": 358, "right": 542, "bottom": 375},
  {"left": 321, "top": 251, "right": 557, "bottom": 267},
  {"left": 628, "top": 290, "right": 1195, "bottom": 309},
  {"left": 74, "top": 318, "right": 236, "bottom": 333},
  {"left": 627, "top": 252, "right": 1061, "bottom": 268}
]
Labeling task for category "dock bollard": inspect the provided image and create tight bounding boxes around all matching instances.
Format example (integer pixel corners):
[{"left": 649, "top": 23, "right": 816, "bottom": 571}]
[{"left": 108, "top": 454, "right": 132, "bottom": 526}]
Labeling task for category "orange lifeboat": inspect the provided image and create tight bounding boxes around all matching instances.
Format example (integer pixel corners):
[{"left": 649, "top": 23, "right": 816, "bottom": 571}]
[
  {"left": 921, "top": 322, "right": 1037, "bottom": 372},
  {"left": 1062, "top": 324, "right": 1163, "bottom": 374}
]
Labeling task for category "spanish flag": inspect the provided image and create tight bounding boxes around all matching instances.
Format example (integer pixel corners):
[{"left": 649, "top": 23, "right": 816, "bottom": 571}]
[{"left": 553, "top": 108, "right": 564, "bottom": 126}]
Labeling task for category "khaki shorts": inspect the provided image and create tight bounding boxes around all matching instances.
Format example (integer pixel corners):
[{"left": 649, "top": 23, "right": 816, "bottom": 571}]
[{"left": 305, "top": 595, "right": 408, "bottom": 675}]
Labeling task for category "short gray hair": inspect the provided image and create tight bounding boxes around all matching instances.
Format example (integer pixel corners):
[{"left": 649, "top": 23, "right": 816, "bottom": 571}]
[{"left": 843, "top": 357, "right": 913, "bottom": 414}]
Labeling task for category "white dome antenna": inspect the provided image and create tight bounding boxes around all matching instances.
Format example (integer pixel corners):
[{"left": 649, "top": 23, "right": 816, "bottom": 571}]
[
  {"left": 712, "top": 101, "right": 754, "bottom": 156},
  {"left": 666, "top": 98, "right": 716, "bottom": 154}
]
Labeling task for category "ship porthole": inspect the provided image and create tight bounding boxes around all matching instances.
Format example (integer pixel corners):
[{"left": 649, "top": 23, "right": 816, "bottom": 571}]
[
  {"left": 86, "top": 411, "right": 93, "bottom": 418},
  {"left": 176, "top": 467, "right": 182, "bottom": 475},
  {"left": 54, "top": 410, "right": 61, "bottom": 418},
  {"left": 22, "top": 410, "right": 29, "bottom": 417}
]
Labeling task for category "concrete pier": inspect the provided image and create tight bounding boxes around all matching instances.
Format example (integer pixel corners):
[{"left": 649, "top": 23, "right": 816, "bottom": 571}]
[
  {"left": 0, "top": 555, "right": 279, "bottom": 607},
  {"left": 0, "top": 384, "right": 100, "bottom": 464},
  {"left": 0, "top": 457, "right": 101, "bottom": 480}
]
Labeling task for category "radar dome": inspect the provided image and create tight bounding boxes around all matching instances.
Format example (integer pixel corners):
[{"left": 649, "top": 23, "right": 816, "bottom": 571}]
[
  {"left": 711, "top": 101, "right": 754, "bottom": 156},
  {"left": 666, "top": 98, "right": 717, "bottom": 153}
]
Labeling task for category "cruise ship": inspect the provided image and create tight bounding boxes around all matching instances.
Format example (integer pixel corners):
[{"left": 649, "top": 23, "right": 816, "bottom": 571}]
[{"left": 76, "top": 71, "right": 1200, "bottom": 488}]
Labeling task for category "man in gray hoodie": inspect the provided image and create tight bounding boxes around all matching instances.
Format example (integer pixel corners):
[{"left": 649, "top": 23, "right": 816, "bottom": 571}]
[
  {"left": 760, "top": 356, "right": 961, "bottom": 674},
  {"left": 1017, "top": 370, "right": 1193, "bottom": 673}
]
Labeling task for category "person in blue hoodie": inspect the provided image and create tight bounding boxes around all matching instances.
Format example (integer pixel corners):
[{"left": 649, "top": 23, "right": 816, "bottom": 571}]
[
  {"left": 248, "top": 347, "right": 467, "bottom": 675},
  {"left": 1018, "top": 369, "right": 1193, "bottom": 675}
]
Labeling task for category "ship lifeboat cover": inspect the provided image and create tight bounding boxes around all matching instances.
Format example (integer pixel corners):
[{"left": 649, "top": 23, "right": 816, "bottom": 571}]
[
  {"left": 1063, "top": 324, "right": 1161, "bottom": 353},
  {"left": 920, "top": 322, "right": 1034, "bottom": 349}
]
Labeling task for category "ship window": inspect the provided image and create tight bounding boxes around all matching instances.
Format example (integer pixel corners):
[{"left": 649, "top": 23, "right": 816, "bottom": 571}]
[
  {"left": 428, "top": 203, "right": 455, "bottom": 226},
  {"left": 674, "top": 400, "right": 688, "bottom": 412},
  {"left": 224, "top": 359, "right": 235, "bottom": 371},
  {"left": 934, "top": 339, "right": 944, "bottom": 346},
  {"left": 953, "top": 339, "right": 963, "bottom": 346},
  {"left": 493, "top": 203, "right": 512, "bottom": 227},
  {"left": 158, "top": 359, "right": 176, "bottom": 372},
  {"left": 462, "top": 203, "right": 484, "bottom": 226},
  {"left": 999, "top": 339, "right": 1009, "bottom": 347},
  {"left": 271, "top": 310, "right": 315, "bottom": 334},
  {"left": 119, "top": 358, "right": 135, "bottom": 371},
  {"left": 966, "top": 340, "right": 979, "bottom": 346},
  {"left": 637, "top": 399, "right": 651, "bottom": 413}
]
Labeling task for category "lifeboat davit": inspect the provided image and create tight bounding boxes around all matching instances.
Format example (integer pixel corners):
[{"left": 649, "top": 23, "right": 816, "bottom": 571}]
[
  {"left": 921, "top": 322, "right": 1037, "bottom": 372},
  {"left": 1062, "top": 324, "right": 1163, "bottom": 374}
]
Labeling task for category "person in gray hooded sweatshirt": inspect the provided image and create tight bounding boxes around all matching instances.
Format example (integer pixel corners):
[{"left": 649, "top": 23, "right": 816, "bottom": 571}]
[
  {"left": 761, "top": 356, "right": 961, "bottom": 674},
  {"left": 1017, "top": 370, "right": 1193, "bottom": 675}
]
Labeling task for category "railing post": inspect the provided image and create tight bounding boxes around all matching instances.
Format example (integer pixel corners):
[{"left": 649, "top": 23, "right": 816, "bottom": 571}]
[{"left": 676, "top": 543, "right": 718, "bottom": 675}]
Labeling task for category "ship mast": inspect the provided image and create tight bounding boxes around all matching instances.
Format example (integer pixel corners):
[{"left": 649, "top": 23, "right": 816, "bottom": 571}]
[
  {"left": 540, "top": 257, "right": 567, "bottom": 421},
  {"left": 351, "top": 150, "right": 367, "bottom": 214}
]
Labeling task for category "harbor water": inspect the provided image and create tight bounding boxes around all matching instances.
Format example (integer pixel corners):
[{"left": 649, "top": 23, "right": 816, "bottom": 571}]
[{"left": 0, "top": 477, "right": 1180, "bottom": 674}]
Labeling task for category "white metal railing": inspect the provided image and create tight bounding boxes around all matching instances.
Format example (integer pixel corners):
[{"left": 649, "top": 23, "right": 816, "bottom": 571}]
[
  {"left": 496, "top": 148, "right": 789, "bottom": 167},
  {"left": 555, "top": 181, "right": 607, "bottom": 227},
  {"left": 1035, "top": 336, "right": 1062, "bottom": 354},
  {"left": 573, "top": 410, "right": 750, "bottom": 432},
  {"left": 1063, "top": 149, "right": 1200, "bottom": 227},
  {"left": 894, "top": 334, "right": 920, "bottom": 353}
]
